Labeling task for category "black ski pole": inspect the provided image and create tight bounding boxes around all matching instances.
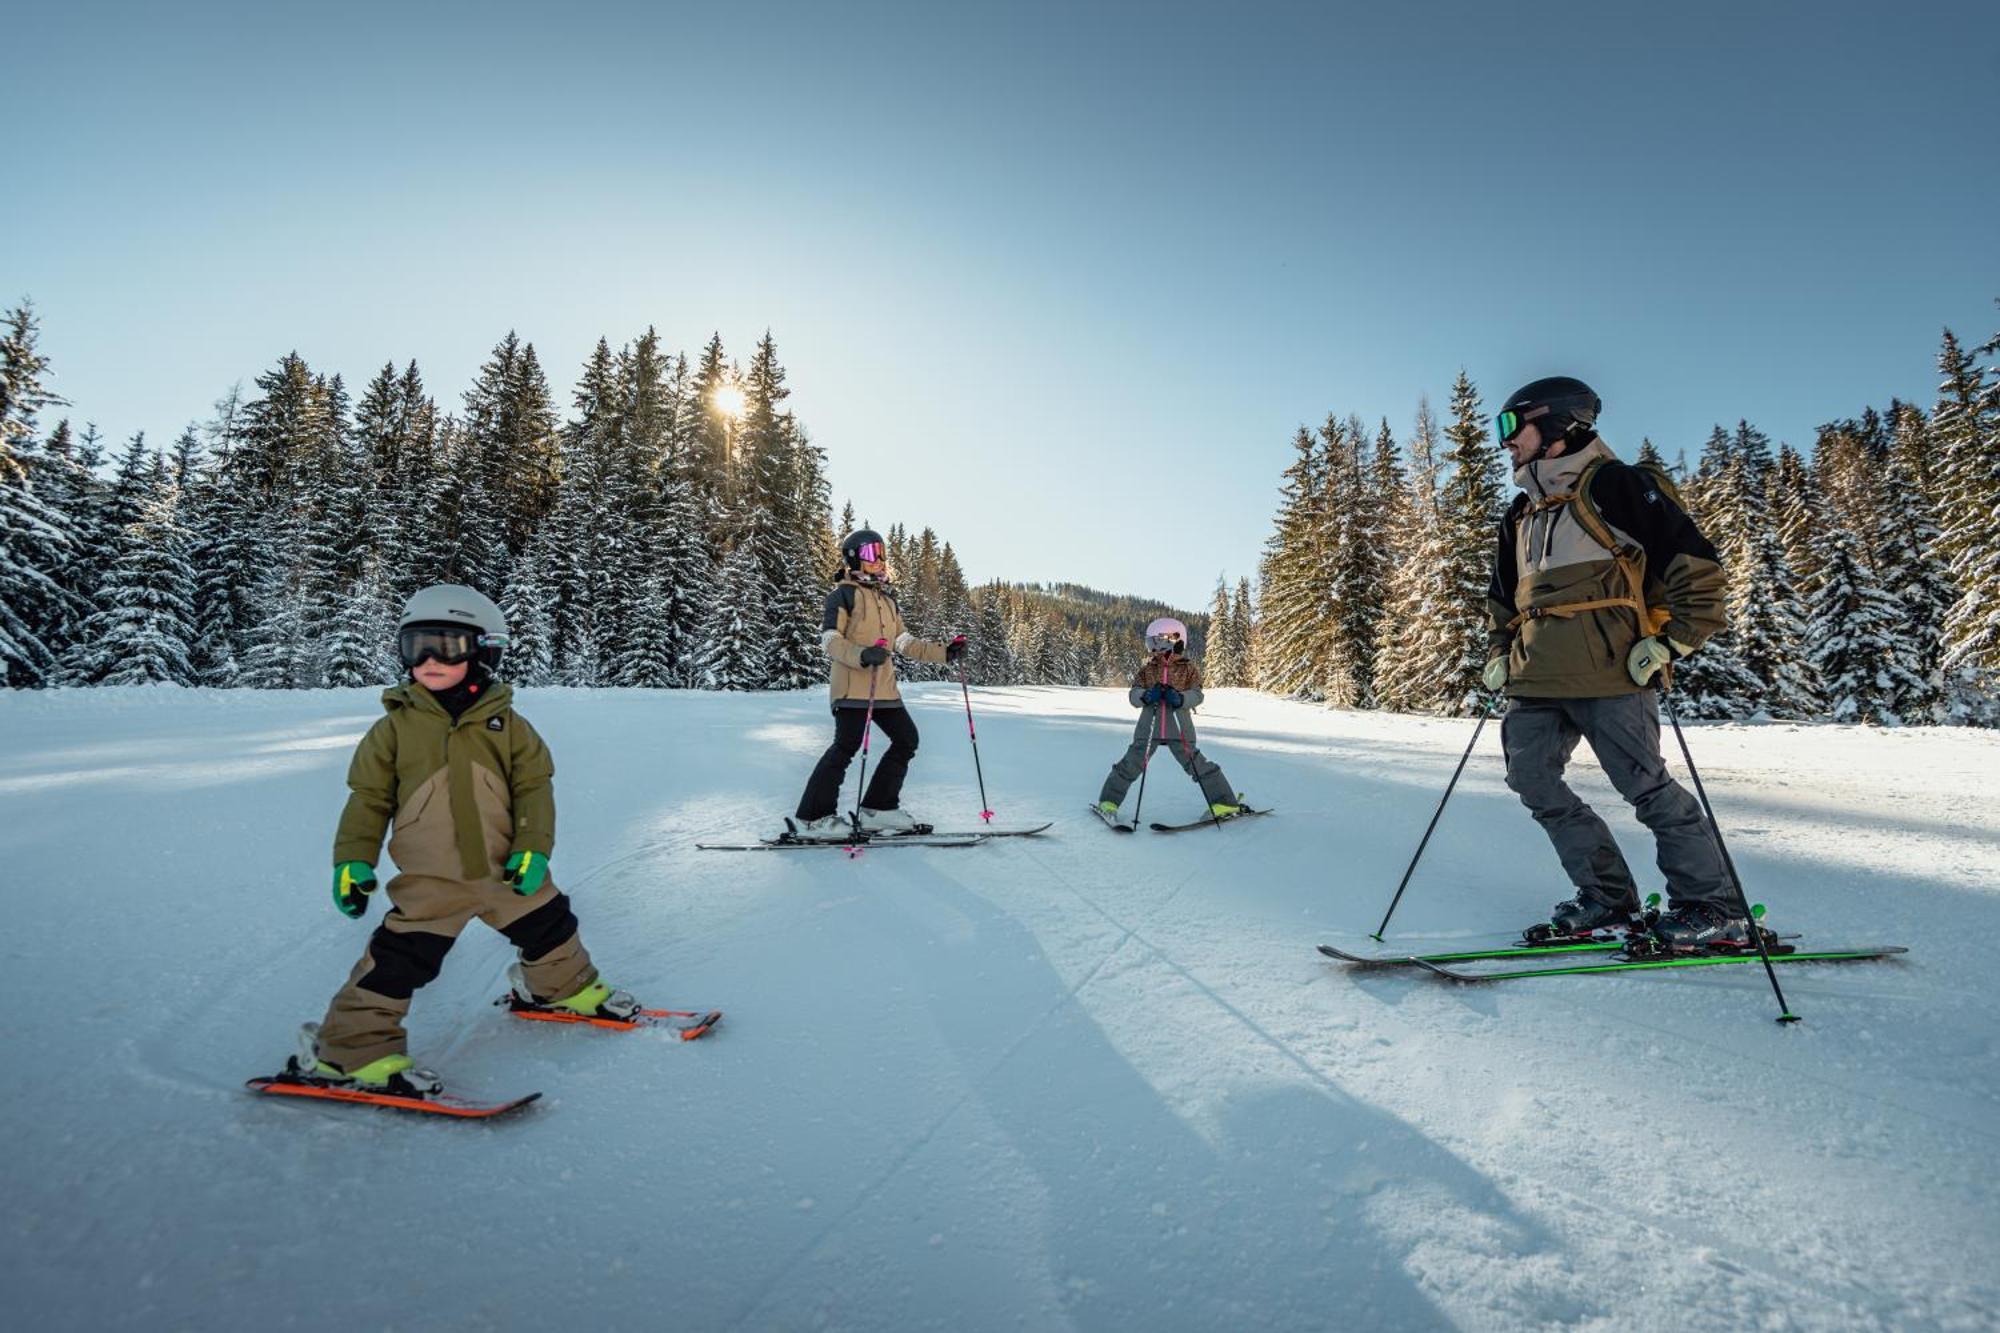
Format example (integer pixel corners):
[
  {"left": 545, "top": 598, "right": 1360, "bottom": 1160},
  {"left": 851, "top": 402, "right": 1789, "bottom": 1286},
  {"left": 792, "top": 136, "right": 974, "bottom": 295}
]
[
  {"left": 1370, "top": 693, "right": 1498, "bottom": 942},
  {"left": 1657, "top": 681, "right": 1800, "bottom": 1025},
  {"left": 955, "top": 654, "right": 993, "bottom": 824},
  {"left": 848, "top": 641, "right": 888, "bottom": 838}
]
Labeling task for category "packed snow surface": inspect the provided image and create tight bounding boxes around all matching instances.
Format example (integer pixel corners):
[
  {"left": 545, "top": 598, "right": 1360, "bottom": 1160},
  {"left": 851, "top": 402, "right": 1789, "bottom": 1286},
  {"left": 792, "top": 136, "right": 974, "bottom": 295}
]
[{"left": 2, "top": 684, "right": 1996, "bottom": 1331}]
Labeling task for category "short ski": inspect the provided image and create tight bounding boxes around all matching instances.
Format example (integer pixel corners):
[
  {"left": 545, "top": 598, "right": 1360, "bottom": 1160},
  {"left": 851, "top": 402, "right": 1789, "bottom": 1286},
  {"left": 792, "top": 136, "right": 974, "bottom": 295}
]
[
  {"left": 502, "top": 996, "right": 722, "bottom": 1040},
  {"left": 1090, "top": 803, "right": 1136, "bottom": 834},
  {"left": 1317, "top": 939, "right": 1626, "bottom": 967},
  {"left": 1414, "top": 945, "right": 1908, "bottom": 982},
  {"left": 696, "top": 835, "right": 983, "bottom": 852},
  {"left": 1149, "top": 806, "right": 1270, "bottom": 833},
  {"left": 246, "top": 1074, "right": 540, "bottom": 1119}
]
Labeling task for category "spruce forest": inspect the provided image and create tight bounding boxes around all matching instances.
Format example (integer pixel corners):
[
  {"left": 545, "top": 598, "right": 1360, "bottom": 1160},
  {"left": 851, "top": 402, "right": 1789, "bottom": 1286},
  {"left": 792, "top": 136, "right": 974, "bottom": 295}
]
[
  {"left": 0, "top": 308, "right": 1196, "bottom": 693},
  {"left": 4, "top": 298, "right": 1996, "bottom": 725}
]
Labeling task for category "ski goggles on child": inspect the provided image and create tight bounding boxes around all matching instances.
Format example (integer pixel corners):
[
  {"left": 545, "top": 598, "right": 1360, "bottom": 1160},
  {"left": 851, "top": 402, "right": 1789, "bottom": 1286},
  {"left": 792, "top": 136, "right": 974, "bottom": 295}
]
[
  {"left": 1145, "top": 629, "right": 1185, "bottom": 653},
  {"left": 854, "top": 540, "right": 885, "bottom": 564},
  {"left": 398, "top": 625, "right": 508, "bottom": 668}
]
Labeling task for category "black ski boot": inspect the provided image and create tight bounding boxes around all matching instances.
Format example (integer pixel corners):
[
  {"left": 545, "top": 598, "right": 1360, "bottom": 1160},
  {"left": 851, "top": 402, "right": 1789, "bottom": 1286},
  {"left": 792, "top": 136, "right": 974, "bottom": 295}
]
[
  {"left": 1630, "top": 900, "right": 1758, "bottom": 956},
  {"left": 1523, "top": 894, "right": 1645, "bottom": 945}
]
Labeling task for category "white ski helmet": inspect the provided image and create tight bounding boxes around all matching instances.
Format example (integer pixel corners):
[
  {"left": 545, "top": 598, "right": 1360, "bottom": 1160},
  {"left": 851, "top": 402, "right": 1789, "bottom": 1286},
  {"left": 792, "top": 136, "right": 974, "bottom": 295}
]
[
  {"left": 1144, "top": 616, "right": 1189, "bottom": 654},
  {"left": 397, "top": 583, "right": 509, "bottom": 672}
]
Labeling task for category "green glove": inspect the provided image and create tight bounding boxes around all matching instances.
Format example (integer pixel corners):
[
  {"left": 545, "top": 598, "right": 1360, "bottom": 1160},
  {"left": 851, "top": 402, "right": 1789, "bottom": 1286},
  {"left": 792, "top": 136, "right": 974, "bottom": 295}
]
[
  {"left": 503, "top": 850, "right": 548, "bottom": 896},
  {"left": 332, "top": 861, "right": 377, "bottom": 919},
  {"left": 1481, "top": 655, "right": 1509, "bottom": 691}
]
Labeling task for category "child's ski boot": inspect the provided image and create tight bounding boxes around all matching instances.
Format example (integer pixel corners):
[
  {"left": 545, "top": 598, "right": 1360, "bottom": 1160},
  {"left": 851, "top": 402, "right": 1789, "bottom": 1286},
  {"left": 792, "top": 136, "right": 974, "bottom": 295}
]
[
  {"left": 285, "top": 1022, "right": 444, "bottom": 1097},
  {"left": 506, "top": 963, "right": 642, "bottom": 1022}
]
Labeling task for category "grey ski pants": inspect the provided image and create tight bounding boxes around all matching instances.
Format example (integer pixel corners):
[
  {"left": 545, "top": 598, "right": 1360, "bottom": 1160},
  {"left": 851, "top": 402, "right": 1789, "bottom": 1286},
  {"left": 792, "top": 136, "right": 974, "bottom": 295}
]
[
  {"left": 1500, "top": 693, "right": 1730, "bottom": 909},
  {"left": 1099, "top": 706, "right": 1235, "bottom": 809}
]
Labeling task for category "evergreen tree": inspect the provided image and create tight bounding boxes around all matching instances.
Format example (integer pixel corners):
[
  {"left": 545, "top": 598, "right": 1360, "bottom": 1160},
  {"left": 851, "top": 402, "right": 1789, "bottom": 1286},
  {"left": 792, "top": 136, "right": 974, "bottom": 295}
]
[
  {"left": 1428, "top": 371, "right": 1504, "bottom": 713},
  {"left": 1374, "top": 398, "right": 1453, "bottom": 712},
  {"left": 0, "top": 302, "right": 78, "bottom": 684},
  {"left": 698, "top": 540, "right": 770, "bottom": 690},
  {"left": 1255, "top": 426, "right": 1326, "bottom": 697},
  {"left": 1205, "top": 578, "right": 1241, "bottom": 686},
  {"left": 1808, "top": 521, "right": 1923, "bottom": 724},
  {"left": 1875, "top": 404, "right": 1954, "bottom": 721},
  {"left": 1933, "top": 324, "right": 2000, "bottom": 717},
  {"left": 64, "top": 479, "right": 198, "bottom": 686}
]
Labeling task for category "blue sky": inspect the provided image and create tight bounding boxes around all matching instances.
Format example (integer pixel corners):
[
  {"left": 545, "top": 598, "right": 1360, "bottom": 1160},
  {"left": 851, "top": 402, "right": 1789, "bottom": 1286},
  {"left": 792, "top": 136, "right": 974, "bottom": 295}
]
[{"left": 8, "top": 0, "right": 1997, "bottom": 609}]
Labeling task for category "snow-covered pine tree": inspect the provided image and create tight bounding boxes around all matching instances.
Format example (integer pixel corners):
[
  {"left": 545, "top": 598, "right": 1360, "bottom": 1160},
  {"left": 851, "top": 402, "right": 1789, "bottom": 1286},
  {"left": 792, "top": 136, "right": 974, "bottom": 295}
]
[
  {"left": 1255, "top": 427, "right": 1326, "bottom": 697},
  {"left": 321, "top": 556, "right": 397, "bottom": 689},
  {"left": 697, "top": 539, "right": 770, "bottom": 690},
  {"left": 1874, "top": 403, "right": 1955, "bottom": 722},
  {"left": 1808, "top": 519, "right": 1923, "bottom": 724},
  {"left": 1427, "top": 371, "right": 1504, "bottom": 714},
  {"left": 1668, "top": 424, "right": 1761, "bottom": 718},
  {"left": 1711, "top": 421, "right": 1814, "bottom": 718},
  {"left": 1770, "top": 442, "right": 1825, "bottom": 607},
  {"left": 1372, "top": 398, "right": 1451, "bottom": 713},
  {"left": 1319, "top": 414, "right": 1374, "bottom": 707},
  {"left": 971, "top": 581, "right": 1012, "bottom": 684},
  {"left": 1204, "top": 578, "right": 1240, "bottom": 686},
  {"left": 64, "top": 472, "right": 199, "bottom": 686},
  {"left": 461, "top": 331, "right": 558, "bottom": 566},
  {"left": 499, "top": 536, "right": 559, "bottom": 687},
  {"left": 1933, "top": 324, "right": 2000, "bottom": 720},
  {"left": 0, "top": 302, "right": 79, "bottom": 684},
  {"left": 1231, "top": 576, "right": 1256, "bottom": 686}
]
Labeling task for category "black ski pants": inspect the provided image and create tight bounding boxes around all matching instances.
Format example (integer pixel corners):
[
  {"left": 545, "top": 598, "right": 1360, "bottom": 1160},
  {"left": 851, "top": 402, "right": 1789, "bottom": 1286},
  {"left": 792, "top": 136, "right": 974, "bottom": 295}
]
[{"left": 796, "top": 705, "right": 921, "bottom": 820}]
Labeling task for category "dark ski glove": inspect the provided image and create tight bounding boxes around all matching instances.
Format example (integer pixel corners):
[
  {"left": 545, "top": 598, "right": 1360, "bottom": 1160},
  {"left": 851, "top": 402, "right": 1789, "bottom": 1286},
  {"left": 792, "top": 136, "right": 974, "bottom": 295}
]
[
  {"left": 858, "top": 642, "right": 890, "bottom": 667},
  {"left": 1161, "top": 686, "right": 1184, "bottom": 708},
  {"left": 332, "top": 861, "right": 377, "bottom": 919},
  {"left": 945, "top": 635, "right": 968, "bottom": 664},
  {"left": 1141, "top": 683, "right": 1164, "bottom": 704}
]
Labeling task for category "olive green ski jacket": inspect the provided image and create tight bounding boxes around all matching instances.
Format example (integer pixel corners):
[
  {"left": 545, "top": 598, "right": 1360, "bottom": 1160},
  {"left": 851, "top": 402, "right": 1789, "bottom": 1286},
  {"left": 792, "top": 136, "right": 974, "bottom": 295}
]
[{"left": 332, "top": 681, "right": 555, "bottom": 882}]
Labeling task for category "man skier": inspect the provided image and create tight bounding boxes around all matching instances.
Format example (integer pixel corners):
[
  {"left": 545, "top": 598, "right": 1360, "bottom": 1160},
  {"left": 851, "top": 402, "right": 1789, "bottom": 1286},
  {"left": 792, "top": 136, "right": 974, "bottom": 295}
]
[{"left": 1482, "top": 377, "right": 1741, "bottom": 949}]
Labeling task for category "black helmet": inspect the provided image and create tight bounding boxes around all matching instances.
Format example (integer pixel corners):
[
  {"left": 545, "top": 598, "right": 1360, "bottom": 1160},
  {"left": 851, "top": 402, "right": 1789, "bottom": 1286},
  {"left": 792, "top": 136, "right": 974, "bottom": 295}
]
[
  {"left": 840, "top": 529, "right": 887, "bottom": 572},
  {"left": 1497, "top": 377, "right": 1601, "bottom": 454}
]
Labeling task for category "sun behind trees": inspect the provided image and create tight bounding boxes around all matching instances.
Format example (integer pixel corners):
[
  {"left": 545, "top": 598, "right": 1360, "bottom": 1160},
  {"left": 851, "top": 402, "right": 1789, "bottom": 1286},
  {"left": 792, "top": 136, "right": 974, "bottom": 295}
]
[{"left": 0, "top": 312, "right": 1165, "bottom": 691}]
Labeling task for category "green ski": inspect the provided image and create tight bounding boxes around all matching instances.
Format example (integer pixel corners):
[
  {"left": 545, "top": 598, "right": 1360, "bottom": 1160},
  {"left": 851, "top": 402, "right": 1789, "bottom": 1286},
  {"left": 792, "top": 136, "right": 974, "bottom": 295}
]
[{"left": 1414, "top": 945, "right": 1907, "bottom": 982}]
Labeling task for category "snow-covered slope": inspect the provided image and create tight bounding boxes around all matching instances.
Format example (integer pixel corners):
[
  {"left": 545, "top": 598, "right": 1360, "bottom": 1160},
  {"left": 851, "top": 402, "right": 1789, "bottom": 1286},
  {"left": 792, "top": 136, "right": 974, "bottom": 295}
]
[{"left": 2, "top": 684, "right": 1995, "bottom": 1331}]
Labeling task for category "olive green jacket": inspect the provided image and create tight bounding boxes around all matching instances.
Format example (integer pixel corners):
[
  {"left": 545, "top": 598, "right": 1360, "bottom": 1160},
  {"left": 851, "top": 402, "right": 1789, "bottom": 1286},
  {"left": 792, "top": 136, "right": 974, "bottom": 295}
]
[
  {"left": 332, "top": 681, "right": 555, "bottom": 882},
  {"left": 1485, "top": 439, "right": 1727, "bottom": 699}
]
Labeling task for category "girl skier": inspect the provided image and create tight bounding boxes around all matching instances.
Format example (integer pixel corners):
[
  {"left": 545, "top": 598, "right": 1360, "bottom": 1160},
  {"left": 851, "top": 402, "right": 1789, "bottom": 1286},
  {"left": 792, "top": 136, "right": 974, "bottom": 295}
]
[
  {"left": 1096, "top": 616, "right": 1245, "bottom": 822},
  {"left": 788, "top": 529, "right": 966, "bottom": 839}
]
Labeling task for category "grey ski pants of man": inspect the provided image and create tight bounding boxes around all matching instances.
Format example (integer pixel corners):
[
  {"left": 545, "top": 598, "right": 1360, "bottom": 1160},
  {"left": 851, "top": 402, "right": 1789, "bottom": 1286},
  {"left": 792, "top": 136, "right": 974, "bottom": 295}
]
[
  {"left": 1099, "top": 707, "right": 1235, "bottom": 809},
  {"left": 1501, "top": 693, "right": 1729, "bottom": 909}
]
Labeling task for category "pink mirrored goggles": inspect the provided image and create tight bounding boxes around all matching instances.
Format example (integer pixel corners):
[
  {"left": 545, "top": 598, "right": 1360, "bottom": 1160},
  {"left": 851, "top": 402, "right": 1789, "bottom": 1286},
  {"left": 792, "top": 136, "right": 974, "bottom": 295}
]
[{"left": 856, "top": 541, "right": 885, "bottom": 564}]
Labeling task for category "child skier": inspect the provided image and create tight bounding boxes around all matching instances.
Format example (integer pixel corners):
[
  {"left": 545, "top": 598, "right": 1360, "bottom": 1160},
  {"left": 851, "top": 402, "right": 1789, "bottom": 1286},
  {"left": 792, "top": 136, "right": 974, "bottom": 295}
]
[
  {"left": 286, "top": 583, "right": 641, "bottom": 1097},
  {"left": 788, "top": 528, "right": 966, "bottom": 839},
  {"left": 1096, "top": 616, "right": 1245, "bottom": 821}
]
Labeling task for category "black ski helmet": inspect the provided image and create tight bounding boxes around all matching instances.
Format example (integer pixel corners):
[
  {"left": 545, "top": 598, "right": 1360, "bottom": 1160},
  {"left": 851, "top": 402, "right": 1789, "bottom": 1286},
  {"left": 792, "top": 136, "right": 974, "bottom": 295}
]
[
  {"left": 840, "top": 528, "right": 887, "bottom": 572},
  {"left": 1497, "top": 377, "right": 1602, "bottom": 454}
]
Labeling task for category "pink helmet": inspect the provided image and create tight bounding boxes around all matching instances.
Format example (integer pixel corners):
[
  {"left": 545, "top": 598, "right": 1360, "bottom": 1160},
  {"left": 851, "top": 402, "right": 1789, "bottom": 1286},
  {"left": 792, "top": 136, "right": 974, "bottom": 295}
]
[{"left": 1144, "top": 616, "right": 1188, "bottom": 653}]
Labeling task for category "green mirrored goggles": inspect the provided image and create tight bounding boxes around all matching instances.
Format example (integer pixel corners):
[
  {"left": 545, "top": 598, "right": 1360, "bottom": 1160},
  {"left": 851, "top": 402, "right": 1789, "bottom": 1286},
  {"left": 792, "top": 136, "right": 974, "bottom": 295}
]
[{"left": 1495, "top": 409, "right": 1525, "bottom": 443}]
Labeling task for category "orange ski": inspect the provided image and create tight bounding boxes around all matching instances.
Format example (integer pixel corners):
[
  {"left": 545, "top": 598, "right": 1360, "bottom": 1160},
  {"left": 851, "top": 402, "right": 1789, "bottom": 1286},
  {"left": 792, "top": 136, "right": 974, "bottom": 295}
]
[
  {"left": 499, "top": 996, "right": 723, "bottom": 1041},
  {"left": 246, "top": 1076, "right": 540, "bottom": 1119}
]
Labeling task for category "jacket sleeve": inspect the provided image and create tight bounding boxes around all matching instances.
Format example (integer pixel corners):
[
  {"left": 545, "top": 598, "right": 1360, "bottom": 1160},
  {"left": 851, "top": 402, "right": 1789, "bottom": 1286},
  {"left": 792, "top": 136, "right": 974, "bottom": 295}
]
[
  {"left": 820, "top": 588, "right": 867, "bottom": 669},
  {"left": 507, "top": 714, "right": 557, "bottom": 859},
  {"left": 1485, "top": 500, "right": 1523, "bottom": 658},
  {"left": 1176, "top": 661, "right": 1205, "bottom": 710},
  {"left": 893, "top": 629, "right": 948, "bottom": 665},
  {"left": 1129, "top": 662, "right": 1156, "bottom": 707},
  {"left": 1589, "top": 464, "right": 1727, "bottom": 651},
  {"left": 332, "top": 718, "right": 398, "bottom": 866}
]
